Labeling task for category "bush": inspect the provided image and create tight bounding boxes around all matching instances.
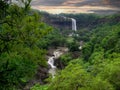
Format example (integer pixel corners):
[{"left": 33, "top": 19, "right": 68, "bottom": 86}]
[
  {"left": 60, "top": 53, "right": 73, "bottom": 66},
  {"left": 30, "top": 84, "right": 48, "bottom": 90}
]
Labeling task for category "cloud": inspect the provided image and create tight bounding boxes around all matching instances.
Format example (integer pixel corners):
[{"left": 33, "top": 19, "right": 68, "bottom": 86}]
[
  {"left": 62, "top": 0, "right": 84, "bottom": 6},
  {"left": 103, "top": 0, "right": 120, "bottom": 7},
  {"left": 31, "top": 0, "right": 120, "bottom": 14},
  {"left": 31, "top": 0, "right": 65, "bottom": 6},
  {"left": 31, "top": 0, "right": 120, "bottom": 7}
]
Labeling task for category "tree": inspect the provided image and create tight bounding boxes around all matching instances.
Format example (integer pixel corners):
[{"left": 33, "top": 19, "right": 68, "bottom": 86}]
[
  {"left": 0, "top": 0, "right": 9, "bottom": 22},
  {"left": 48, "top": 60, "right": 114, "bottom": 90},
  {"left": 0, "top": 1, "right": 52, "bottom": 89},
  {"left": 99, "top": 56, "right": 120, "bottom": 90}
]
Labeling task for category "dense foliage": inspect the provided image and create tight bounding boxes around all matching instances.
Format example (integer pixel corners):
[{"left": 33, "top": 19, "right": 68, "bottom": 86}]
[
  {"left": 37, "top": 29, "right": 66, "bottom": 49},
  {"left": 46, "top": 15, "right": 120, "bottom": 90},
  {"left": 0, "top": 0, "right": 120, "bottom": 90},
  {"left": 0, "top": 0, "right": 51, "bottom": 89}
]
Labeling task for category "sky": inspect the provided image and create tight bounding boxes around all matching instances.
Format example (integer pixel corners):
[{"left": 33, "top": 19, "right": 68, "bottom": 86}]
[{"left": 31, "top": 0, "right": 120, "bottom": 14}]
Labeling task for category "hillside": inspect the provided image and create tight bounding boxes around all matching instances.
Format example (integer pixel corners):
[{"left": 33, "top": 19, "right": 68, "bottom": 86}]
[
  {"left": 0, "top": 1, "right": 120, "bottom": 90},
  {"left": 31, "top": 11, "right": 120, "bottom": 90}
]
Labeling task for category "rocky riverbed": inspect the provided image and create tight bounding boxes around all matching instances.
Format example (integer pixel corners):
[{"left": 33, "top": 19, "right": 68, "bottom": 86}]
[{"left": 24, "top": 47, "right": 68, "bottom": 90}]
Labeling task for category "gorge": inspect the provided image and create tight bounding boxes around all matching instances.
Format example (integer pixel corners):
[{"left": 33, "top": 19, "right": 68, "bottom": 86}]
[{"left": 47, "top": 17, "right": 77, "bottom": 78}]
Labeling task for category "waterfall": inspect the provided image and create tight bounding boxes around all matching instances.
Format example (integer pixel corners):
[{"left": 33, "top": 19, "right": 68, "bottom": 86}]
[
  {"left": 48, "top": 56, "right": 56, "bottom": 78},
  {"left": 47, "top": 50, "right": 63, "bottom": 78},
  {"left": 48, "top": 56, "right": 56, "bottom": 69},
  {"left": 60, "top": 16, "right": 77, "bottom": 31},
  {"left": 71, "top": 18, "right": 77, "bottom": 31}
]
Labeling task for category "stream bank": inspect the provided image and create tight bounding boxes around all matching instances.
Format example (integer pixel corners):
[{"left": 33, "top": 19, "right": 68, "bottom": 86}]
[
  {"left": 24, "top": 47, "right": 68, "bottom": 90},
  {"left": 47, "top": 47, "right": 69, "bottom": 78}
]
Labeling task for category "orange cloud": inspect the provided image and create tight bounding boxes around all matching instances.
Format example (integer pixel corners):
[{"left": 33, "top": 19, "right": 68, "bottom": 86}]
[{"left": 62, "top": 0, "right": 84, "bottom": 6}]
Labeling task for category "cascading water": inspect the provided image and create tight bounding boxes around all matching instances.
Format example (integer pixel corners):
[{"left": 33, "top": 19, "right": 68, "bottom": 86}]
[
  {"left": 60, "top": 16, "right": 77, "bottom": 31},
  {"left": 71, "top": 18, "right": 77, "bottom": 31},
  {"left": 48, "top": 56, "right": 56, "bottom": 68},
  {"left": 47, "top": 50, "right": 63, "bottom": 78},
  {"left": 48, "top": 56, "right": 56, "bottom": 78}
]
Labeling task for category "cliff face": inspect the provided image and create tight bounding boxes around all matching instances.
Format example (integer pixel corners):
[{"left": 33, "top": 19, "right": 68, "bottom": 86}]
[
  {"left": 40, "top": 12, "right": 120, "bottom": 31},
  {"left": 41, "top": 14, "right": 72, "bottom": 30}
]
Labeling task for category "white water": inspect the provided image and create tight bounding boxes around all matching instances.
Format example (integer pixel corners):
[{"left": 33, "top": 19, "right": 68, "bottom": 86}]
[
  {"left": 47, "top": 50, "right": 63, "bottom": 78},
  {"left": 60, "top": 16, "right": 77, "bottom": 31},
  {"left": 48, "top": 56, "right": 56, "bottom": 68},
  {"left": 71, "top": 18, "right": 77, "bottom": 31},
  {"left": 48, "top": 56, "right": 56, "bottom": 78},
  {"left": 53, "top": 51, "right": 63, "bottom": 58},
  {"left": 79, "top": 46, "right": 82, "bottom": 50}
]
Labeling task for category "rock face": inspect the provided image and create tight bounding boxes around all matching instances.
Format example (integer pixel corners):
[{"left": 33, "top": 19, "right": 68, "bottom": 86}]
[
  {"left": 54, "top": 58, "right": 65, "bottom": 69},
  {"left": 42, "top": 15, "right": 72, "bottom": 30},
  {"left": 36, "top": 66, "right": 49, "bottom": 84}
]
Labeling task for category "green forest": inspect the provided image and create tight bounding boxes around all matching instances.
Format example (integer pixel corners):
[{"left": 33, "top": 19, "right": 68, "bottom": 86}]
[{"left": 0, "top": 0, "right": 120, "bottom": 90}]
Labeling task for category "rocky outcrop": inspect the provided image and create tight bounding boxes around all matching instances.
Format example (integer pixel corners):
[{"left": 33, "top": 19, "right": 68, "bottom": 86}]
[
  {"left": 54, "top": 58, "right": 65, "bottom": 69},
  {"left": 24, "top": 66, "right": 49, "bottom": 90}
]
